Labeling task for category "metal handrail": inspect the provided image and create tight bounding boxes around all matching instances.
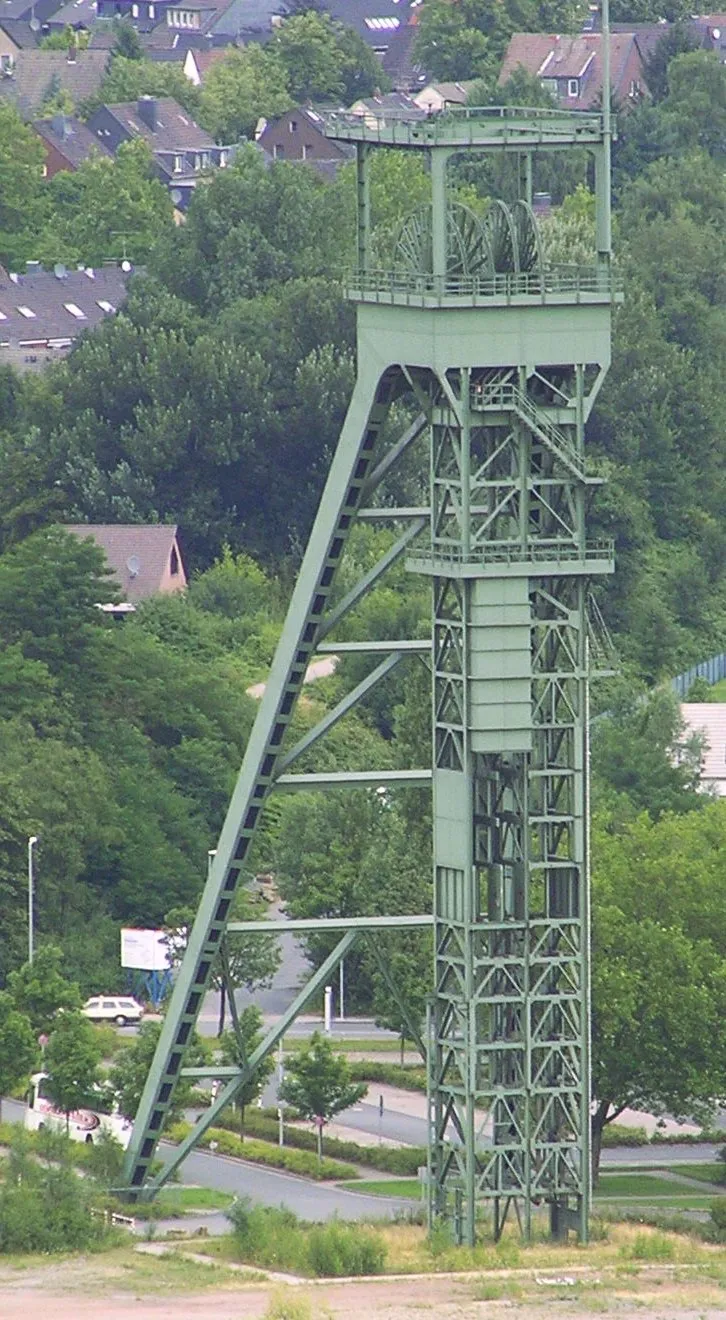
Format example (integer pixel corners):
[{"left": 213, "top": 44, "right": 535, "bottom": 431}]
[
  {"left": 347, "top": 265, "right": 621, "bottom": 301},
  {"left": 472, "top": 382, "right": 583, "bottom": 477},
  {"left": 409, "top": 539, "right": 615, "bottom": 566}
]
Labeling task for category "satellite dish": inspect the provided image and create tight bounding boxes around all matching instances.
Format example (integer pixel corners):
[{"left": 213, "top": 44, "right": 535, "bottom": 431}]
[
  {"left": 121, "top": 259, "right": 132, "bottom": 273},
  {"left": 29, "top": 16, "right": 40, "bottom": 29},
  {"left": 127, "top": 554, "right": 140, "bottom": 578},
  {"left": 713, "top": 26, "right": 721, "bottom": 38},
  {"left": 54, "top": 262, "right": 67, "bottom": 279}
]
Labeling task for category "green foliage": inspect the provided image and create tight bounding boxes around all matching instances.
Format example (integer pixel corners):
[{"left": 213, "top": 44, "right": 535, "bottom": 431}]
[
  {"left": 44, "top": 1009, "right": 103, "bottom": 1123},
  {"left": 228, "top": 1200, "right": 386, "bottom": 1275},
  {"left": 109, "top": 1020, "right": 203, "bottom": 1124},
  {"left": 0, "top": 993, "right": 37, "bottom": 1118},
  {"left": 347, "top": 1061, "right": 426, "bottom": 1093},
  {"left": 82, "top": 55, "right": 201, "bottom": 119},
  {"left": 279, "top": 1033, "right": 366, "bottom": 1156},
  {"left": 170, "top": 1121, "right": 360, "bottom": 1178},
  {"left": 215, "top": 1103, "right": 427, "bottom": 1173},
  {"left": 0, "top": 1129, "right": 110, "bottom": 1254},
  {"left": 7, "top": 946, "right": 81, "bottom": 1033},
  {"left": 0, "top": 100, "right": 46, "bottom": 268},
  {"left": 218, "top": 1005, "right": 275, "bottom": 1130},
  {"left": 200, "top": 45, "right": 292, "bottom": 143}
]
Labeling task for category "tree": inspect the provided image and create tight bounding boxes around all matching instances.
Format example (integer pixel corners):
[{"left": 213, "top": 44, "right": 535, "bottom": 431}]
[
  {"left": 218, "top": 1005, "right": 274, "bottom": 1138},
  {"left": 0, "top": 994, "right": 37, "bottom": 1122},
  {"left": 199, "top": 46, "right": 292, "bottom": 143},
  {"left": 44, "top": 1010, "right": 102, "bottom": 1132},
  {"left": 109, "top": 1019, "right": 204, "bottom": 1123},
  {"left": 37, "top": 138, "right": 173, "bottom": 266},
  {"left": 279, "top": 1031, "right": 366, "bottom": 1158},
  {"left": 0, "top": 100, "right": 46, "bottom": 268},
  {"left": 7, "top": 945, "right": 81, "bottom": 1034},
  {"left": 591, "top": 685, "right": 705, "bottom": 822},
  {"left": 590, "top": 802, "right": 726, "bottom": 1175},
  {"left": 272, "top": 12, "right": 346, "bottom": 101},
  {"left": 82, "top": 55, "right": 201, "bottom": 119},
  {"left": 111, "top": 18, "right": 144, "bottom": 61}
]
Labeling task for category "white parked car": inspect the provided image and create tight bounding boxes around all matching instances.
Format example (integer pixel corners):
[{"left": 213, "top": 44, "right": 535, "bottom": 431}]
[{"left": 82, "top": 995, "right": 144, "bottom": 1026}]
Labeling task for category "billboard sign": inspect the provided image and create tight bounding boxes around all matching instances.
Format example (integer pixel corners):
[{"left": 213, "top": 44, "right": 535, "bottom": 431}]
[{"left": 120, "top": 928, "right": 170, "bottom": 971}]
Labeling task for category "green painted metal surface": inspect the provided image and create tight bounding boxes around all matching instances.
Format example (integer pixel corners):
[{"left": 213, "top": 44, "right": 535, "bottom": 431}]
[{"left": 120, "top": 95, "right": 617, "bottom": 1249}]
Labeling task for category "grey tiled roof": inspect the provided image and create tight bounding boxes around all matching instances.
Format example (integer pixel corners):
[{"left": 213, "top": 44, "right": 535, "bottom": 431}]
[
  {"left": 64, "top": 523, "right": 184, "bottom": 601},
  {"left": 0, "top": 48, "right": 109, "bottom": 114},
  {"left": 99, "top": 96, "right": 216, "bottom": 150},
  {"left": 33, "top": 113, "right": 111, "bottom": 167},
  {"left": 0, "top": 264, "right": 131, "bottom": 371},
  {"left": 0, "top": 17, "right": 40, "bottom": 46}
]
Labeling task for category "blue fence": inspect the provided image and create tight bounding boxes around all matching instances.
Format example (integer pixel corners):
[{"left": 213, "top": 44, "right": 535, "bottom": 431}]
[{"left": 672, "top": 652, "right": 726, "bottom": 698}]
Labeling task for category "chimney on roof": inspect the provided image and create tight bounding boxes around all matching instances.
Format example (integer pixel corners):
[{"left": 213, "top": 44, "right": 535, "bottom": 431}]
[
  {"left": 137, "top": 95, "right": 159, "bottom": 132},
  {"left": 52, "top": 112, "right": 72, "bottom": 140},
  {"left": 67, "top": 39, "right": 76, "bottom": 64}
]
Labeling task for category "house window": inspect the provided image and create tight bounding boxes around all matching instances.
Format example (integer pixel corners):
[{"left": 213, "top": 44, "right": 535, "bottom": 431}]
[
  {"left": 273, "top": 143, "right": 284, "bottom": 158},
  {"left": 132, "top": 2, "right": 138, "bottom": 14},
  {"left": 64, "top": 303, "right": 86, "bottom": 319},
  {"left": 16, "top": 305, "right": 36, "bottom": 318},
  {"left": 629, "top": 78, "right": 641, "bottom": 97},
  {"left": 540, "top": 77, "right": 557, "bottom": 94},
  {"left": 148, "top": 2, "right": 155, "bottom": 12},
  {"left": 201, "top": 151, "right": 209, "bottom": 168},
  {"left": 302, "top": 143, "right": 308, "bottom": 159},
  {"left": 289, "top": 119, "right": 297, "bottom": 132},
  {"left": 170, "top": 546, "right": 179, "bottom": 575},
  {"left": 173, "top": 154, "right": 182, "bottom": 173},
  {"left": 567, "top": 78, "right": 579, "bottom": 97},
  {"left": 219, "top": 149, "right": 228, "bottom": 166}
]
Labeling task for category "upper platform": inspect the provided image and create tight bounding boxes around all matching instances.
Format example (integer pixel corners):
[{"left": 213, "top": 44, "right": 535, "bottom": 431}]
[{"left": 322, "top": 105, "right": 610, "bottom": 153}]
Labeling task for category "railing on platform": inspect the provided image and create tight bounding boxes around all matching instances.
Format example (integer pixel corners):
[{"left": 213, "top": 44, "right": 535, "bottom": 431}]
[
  {"left": 347, "top": 264, "right": 622, "bottom": 305},
  {"left": 409, "top": 538, "right": 615, "bottom": 567}
]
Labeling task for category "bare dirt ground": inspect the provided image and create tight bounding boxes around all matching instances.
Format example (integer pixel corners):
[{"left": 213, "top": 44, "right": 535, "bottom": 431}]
[{"left": 2, "top": 1253, "right": 726, "bottom": 1320}]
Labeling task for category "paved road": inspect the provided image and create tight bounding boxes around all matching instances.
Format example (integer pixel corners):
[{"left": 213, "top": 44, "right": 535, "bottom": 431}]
[{"left": 1, "top": 1097, "right": 412, "bottom": 1222}]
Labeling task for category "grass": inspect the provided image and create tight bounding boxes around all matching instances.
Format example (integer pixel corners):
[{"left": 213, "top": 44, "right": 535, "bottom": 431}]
[
  {"left": 338, "top": 1178, "right": 422, "bottom": 1198},
  {"left": 144, "top": 1186, "right": 234, "bottom": 1216},
  {"left": 669, "top": 1162, "right": 726, "bottom": 1186},
  {"left": 596, "top": 1172, "right": 681, "bottom": 1198}
]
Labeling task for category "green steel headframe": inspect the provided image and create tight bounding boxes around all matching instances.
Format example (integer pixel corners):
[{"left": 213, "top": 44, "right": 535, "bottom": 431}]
[{"left": 121, "top": 68, "right": 619, "bottom": 1245}]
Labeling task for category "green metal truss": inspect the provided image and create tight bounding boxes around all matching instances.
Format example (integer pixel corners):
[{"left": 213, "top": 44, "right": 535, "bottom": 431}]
[{"left": 120, "top": 86, "right": 619, "bottom": 1246}]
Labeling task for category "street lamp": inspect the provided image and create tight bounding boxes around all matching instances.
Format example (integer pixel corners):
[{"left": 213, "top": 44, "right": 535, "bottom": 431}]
[{"left": 27, "top": 836, "right": 38, "bottom": 964}]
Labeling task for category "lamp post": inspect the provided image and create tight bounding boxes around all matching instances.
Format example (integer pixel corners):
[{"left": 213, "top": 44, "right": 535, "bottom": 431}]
[{"left": 27, "top": 835, "right": 38, "bottom": 964}]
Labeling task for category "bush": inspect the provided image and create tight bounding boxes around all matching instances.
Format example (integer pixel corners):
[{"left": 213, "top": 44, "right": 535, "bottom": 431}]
[
  {"left": 215, "top": 1106, "right": 426, "bottom": 1175},
  {"left": 0, "top": 1132, "right": 111, "bottom": 1254},
  {"left": 168, "top": 1122, "right": 359, "bottom": 1181},
  {"left": 710, "top": 1199, "right": 726, "bottom": 1235},
  {"left": 600, "top": 1124, "right": 649, "bottom": 1148},
  {"left": 622, "top": 1230, "right": 675, "bottom": 1261},
  {"left": 228, "top": 1200, "right": 386, "bottom": 1277},
  {"left": 347, "top": 1061, "right": 426, "bottom": 1093},
  {"left": 306, "top": 1220, "right": 386, "bottom": 1276}
]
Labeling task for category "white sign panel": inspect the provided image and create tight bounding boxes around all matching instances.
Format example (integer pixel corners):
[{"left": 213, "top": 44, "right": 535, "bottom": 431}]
[{"left": 120, "top": 928, "right": 169, "bottom": 971}]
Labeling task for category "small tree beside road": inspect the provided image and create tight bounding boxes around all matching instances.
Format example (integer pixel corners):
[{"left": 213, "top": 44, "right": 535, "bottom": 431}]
[
  {"left": 7, "top": 944, "right": 80, "bottom": 1034},
  {"left": 219, "top": 1005, "right": 274, "bottom": 1140},
  {"left": 44, "top": 1010, "right": 102, "bottom": 1132},
  {"left": 0, "top": 992, "right": 37, "bottom": 1122},
  {"left": 279, "top": 1031, "right": 365, "bottom": 1159}
]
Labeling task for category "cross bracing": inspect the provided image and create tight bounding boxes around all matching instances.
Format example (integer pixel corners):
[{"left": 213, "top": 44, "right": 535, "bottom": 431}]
[{"left": 120, "top": 101, "right": 618, "bottom": 1248}]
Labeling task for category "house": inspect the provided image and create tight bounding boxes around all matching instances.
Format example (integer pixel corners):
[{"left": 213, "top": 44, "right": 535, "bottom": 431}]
[
  {"left": 0, "top": 0, "right": 63, "bottom": 26},
  {"left": 64, "top": 524, "right": 187, "bottom": 612},
  {"left": 380, "top": 19, "right": 426, "bottom": 92},
  {"left": 45, "top": 0, "right": 99, "bottom": 34},
  {"left": 325, "top": 0, "right": 419, "bottom": 64},
  {"left": 412, "top": 81, "right": 476, "bottom": 112},
  {"left": 0, "top": 262, "right": 131, "bottom": 372},
  {"left": 256, "top": 106, "right": 353, "bottom": 173},
  {"left": 0, "top": 48, "right": 110, "bottom": 116},
  {"left": 348, "top": 90, "right": 425, "bottom": 130},
  {"left": 690, "top": 13, "right": 726, "bottom": 61},
  {"left": 0, "top": 19, "right": 39, "bottom": 72},
  {"left": 498, "top": 32, "right": 649, "bottom": 111},
  {"left": 679, "top": 704, "right": 726, "bottom": 796},
  {"left": 33, "top": 111, "right": 111, "bottom": 175},
  {"left": 87, "top": 95, "right": 229, "bottom": 207},
  {"left": 182, "top": 44, "right": 228, "bottom": 84}
]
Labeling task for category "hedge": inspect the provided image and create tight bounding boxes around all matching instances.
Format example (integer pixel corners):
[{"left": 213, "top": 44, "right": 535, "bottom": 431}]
[
  {"left": 215, "top": 1107, "right": 427, "bottom": 1175},
  {"left": 167, "top": 1122, "right": 360, "bottom": 1181},
  {"left": 348, "top": 1061, "right": 427, "bottom": 1093}
]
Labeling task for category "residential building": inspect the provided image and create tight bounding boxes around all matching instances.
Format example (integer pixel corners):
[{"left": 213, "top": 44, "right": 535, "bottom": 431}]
[
  {"left": 413, "top": 80, "right": 476, "bottom": 112},
  {"left": 64, "top": 524, "right": 187, "bottom": 611},
  {"left": 256, "top": 106, "right": 353, "bottom": 173},
  {"left": 0, "top": 19, "right": 38, "bottom": 72},
  {"left": 87, "top": 95, "right": 229, "bottom": 207},
  {"left": 349, "top": 90, "right": 422, "bottom": 124},
  {"left": 380, "top": 18, "right": 426, "bottom": 92},
  {"left": 0, "top": 0, "right": 63, "bottom": 26},
  {"left": 690, "top": 12, "right": 726, "bottom": 61},
  {"left": 182, "top": 44, "right": 228, "bottom": 84},
  {"left": 498, "top": 31, "right": 649, "bottom": 110},
  {"left": 0, "top": 263, "right": 131, "bottom": 372},
  {"left": 33, "top": 112, "right": 111, "bottom": 175},
  {"left": 679, "top": 704, "right": 726, "bottom": 797},
  {"left": 0, "top": 47, "right": 110, "bottom": 116}
]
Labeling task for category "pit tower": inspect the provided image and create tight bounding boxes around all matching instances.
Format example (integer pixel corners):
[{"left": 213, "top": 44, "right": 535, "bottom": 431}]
[{"left": 121, "top": 98, "right": 620, "bottom": 1246}]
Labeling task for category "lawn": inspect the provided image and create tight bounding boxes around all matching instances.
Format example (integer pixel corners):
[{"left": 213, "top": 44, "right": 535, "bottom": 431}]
[
  {"left": 156, "top": 1186, "right": 234, "bottom": 1213},
  {"left": 667, "top": 1162, "right": 726, "bottom": 1186},
  {"left": 596, "top": 1172, "right": 681, "bottom": 1198},
  {"left": 338, "top": 1178, "right": 421, "bottom": 1198}
]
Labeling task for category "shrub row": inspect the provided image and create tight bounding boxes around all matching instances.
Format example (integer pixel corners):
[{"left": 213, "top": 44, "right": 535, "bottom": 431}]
[
  {"left": 601, "top": 1123, "right": 724, "bottom": 1148},
  {"left": 168, "top": 1122, "right": 360, "bottom": 1181},
  {"left": 216, "top": 1106, "right": 427, "bottom": 1175},
  {"left": 228, "top": 1200, "right": 386, "bottom": 1276},
  {"left": 347, "top": 1061, "right": 427, "bottom": 1093}
]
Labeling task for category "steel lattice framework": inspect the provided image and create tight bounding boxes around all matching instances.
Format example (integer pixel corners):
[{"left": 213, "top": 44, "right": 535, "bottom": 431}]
[{"left": 120, "top": 98, "right": 620, "bottom": 1246}]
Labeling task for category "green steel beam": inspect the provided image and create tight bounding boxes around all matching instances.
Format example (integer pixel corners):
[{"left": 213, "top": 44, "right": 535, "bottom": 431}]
[
  {"left": 147, "top": 930, "right": 359, "bottom": 1190},
  {"left": 226, "top": 914, "right": 434, "bottom": 934},
  {"left": 277, "top": 652, "right": 404, "bottom": 773},
  {"left": 316, "top": 640, "right": 429, "bottom": 653},
  {"left": 275, "top": 769, "right": 431, "bottom": 790}
]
